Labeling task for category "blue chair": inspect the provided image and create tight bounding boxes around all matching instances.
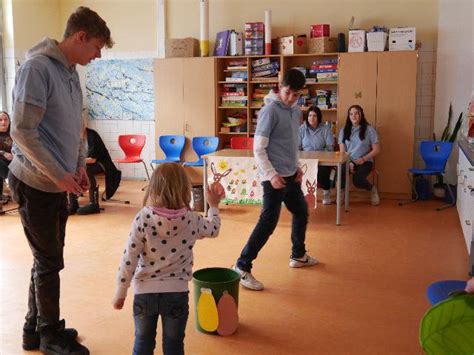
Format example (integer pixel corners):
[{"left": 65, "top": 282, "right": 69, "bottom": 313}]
[
  {"left": 150, "top": 135, "right": 185, "bottom": 169},
  {"left": 399, "top": 141, "right": 455, "bottom": 211},
  {"left": 183, "top": 137, "right": 219, "bottom": 167}
]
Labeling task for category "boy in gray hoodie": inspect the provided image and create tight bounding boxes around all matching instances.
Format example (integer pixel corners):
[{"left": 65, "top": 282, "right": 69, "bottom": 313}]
[
  {"left": 233, "top": 69, "right": 318, "bottom": 291},
  {"left": 8, "top": 7, "right": 113, "bottom": 355}
]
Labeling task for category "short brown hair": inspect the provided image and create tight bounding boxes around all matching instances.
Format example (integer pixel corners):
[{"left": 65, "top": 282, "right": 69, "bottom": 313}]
[
  {"left": 143, "top": 163, "right": 192, "bottom": 210},
  {"left": 64, "top": 6, "right": 114, "bottom": 48}
]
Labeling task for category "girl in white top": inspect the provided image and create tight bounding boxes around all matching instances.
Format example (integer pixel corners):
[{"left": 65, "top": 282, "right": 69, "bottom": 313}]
[{"left": 112, "top": 163, "right": 225, "bottom": 355}]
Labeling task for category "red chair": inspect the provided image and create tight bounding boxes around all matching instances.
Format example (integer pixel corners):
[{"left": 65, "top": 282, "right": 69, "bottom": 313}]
[
  {"left": 114, "top": 135, "right": 150, "bottom": 181},
  {"left": 230, "top": 137, "right": 254, "bottom": 150}
]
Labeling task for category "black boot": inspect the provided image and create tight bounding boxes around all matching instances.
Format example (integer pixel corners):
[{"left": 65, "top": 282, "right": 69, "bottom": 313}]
[
  {"left": 39, "top": 320, "right": 89, "bottom": 355},
  {"left": 77, "top": 186, "right": 100, "bottom": 215},
  {"left": 68, "top": 193, "right": 79, "bottom": 215},
  {"left": 22, "top": 322, "right": 79, "bottom": 351}
]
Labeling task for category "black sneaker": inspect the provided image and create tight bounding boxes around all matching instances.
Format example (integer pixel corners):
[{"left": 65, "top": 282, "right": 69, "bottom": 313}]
[
  {"left": 23, "top": 326, "right": 79, "bottom": 351},
  {"left": 76, "top": 203, "right": 100, "bottom": 215}
]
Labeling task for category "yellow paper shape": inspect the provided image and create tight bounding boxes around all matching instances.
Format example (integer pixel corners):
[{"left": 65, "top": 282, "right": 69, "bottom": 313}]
[
  {"left": 217, "top": 291, "right": 239, "bottom": 336},
  {"left": 197, "top": 288, "right": 218, "bottom": 332}
]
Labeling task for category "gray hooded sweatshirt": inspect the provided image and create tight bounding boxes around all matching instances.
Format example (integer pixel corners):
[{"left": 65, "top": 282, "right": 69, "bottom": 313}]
[
  {"left": 253, "top": 90, "right": 301, "bottom": 181},
  {"left": 10, "top": 37, "right": 86, "bottom": 192}
]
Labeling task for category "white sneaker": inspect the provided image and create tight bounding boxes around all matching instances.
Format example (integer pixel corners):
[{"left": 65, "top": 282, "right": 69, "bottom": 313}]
[
  {"left": 289, "top": 254, "right": 319, "bottom": 268},
  {"left": 322, "top": 190, "right": 332, "bottom": 205},
  {"left": 233, "top": 265, "right": 264, "bottom": 291},
  {"left": 370, "top": 186, "right": 380, "bottom": 206}
]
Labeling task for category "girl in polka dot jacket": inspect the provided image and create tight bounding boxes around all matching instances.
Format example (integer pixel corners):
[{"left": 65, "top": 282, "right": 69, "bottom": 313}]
[{"left": 112, "top": 163, "right": 225, "bottom": 355}]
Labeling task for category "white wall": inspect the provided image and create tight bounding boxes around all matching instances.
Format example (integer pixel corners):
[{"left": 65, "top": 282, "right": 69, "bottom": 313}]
[{"left": 434, "top": 0, "right": 473, "bottom": 183}]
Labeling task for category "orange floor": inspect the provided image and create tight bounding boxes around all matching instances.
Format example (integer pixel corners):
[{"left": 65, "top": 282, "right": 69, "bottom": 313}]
[{"left": 0, "top": 180, "right": 469, "bottom": 355}]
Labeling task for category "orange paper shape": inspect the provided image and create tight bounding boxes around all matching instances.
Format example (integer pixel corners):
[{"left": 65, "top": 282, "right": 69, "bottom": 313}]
[{"left": 216, "top": 291, "right": 239, "bottom": 336}]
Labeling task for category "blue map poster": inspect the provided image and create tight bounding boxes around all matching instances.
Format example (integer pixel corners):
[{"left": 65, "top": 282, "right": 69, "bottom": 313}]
[{"left": 85, "top": 59, "right": 154, "bottom": 121}]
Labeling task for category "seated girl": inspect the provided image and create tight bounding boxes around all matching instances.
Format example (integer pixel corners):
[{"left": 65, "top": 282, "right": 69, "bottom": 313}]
[
  {"left": 338, "top": 105, "right": 380, "bottom": 205},
  {"left": 299, "top": 107, "right": 334, "bottom": 204}
]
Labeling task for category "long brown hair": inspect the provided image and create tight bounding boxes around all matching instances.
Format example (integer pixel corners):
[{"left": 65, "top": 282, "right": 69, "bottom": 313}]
[
  {"left": 342, "top": 105, "right": 369, "bottom": 142},
  {"left": 142, "top": 163, "right": 191, "bottom": 210}
]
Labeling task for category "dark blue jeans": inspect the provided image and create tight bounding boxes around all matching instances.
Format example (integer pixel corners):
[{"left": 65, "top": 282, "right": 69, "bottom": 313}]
[
  {"left": 237, "top": 175, "right": 308, "bottom": 272},
  {"left": 133, "top": 292, "right": 189, "bottom": 355}
]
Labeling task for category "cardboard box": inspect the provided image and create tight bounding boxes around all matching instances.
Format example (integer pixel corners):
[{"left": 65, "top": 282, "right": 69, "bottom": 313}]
[
  {"left": 367, "top": 32, "right": 388, "bottom": 52},
  {"left": 308, "top": 37, "right": 337, "bottom": 54},
  {"left": 348, "top": 30, "right": 366, "bottom": 52},
  {"left": 389, "top": 27, "right": 416, "bottom": 51},
  {"left": 165, "top": 38, "right": 199, "bottom": 58},
  {"left": 310, "top": 24, "right": 330, "bottom": 38},
  {"left": 273, "top": 35, "right": 307, "bottom": 55}
]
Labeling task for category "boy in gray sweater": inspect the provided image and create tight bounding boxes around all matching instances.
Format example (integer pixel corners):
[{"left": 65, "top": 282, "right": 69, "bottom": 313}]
[
  {"left": 233, "top": 69, "right": 318, "bottom": 291},
  {"left": 9, "top": 7, "right": 113, "bottom": 354}
]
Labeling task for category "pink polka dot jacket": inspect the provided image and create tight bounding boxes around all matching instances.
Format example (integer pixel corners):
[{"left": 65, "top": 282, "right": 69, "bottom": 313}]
[{"left": 115, "top": 206, "right": 220, "bottom": 299}]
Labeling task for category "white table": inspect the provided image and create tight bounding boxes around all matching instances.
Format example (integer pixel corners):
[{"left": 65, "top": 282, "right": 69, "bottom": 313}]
[{"left": 203, "top": 149, "right": 350, "bottom": 226}]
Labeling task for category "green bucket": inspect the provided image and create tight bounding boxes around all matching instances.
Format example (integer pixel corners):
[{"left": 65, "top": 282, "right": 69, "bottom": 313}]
[{"left": 192, "top": 267, "right": 240, "bottom": 336}]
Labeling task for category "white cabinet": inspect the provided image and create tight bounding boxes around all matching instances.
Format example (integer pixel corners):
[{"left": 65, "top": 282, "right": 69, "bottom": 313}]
[{"left": 457, "top": 147, "right": 474, "bottom": 256}]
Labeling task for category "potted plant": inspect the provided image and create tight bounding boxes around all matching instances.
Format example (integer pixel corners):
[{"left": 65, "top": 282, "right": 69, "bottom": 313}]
[{"left": 432, "top": 103, "right": 463, "bottom": 199}]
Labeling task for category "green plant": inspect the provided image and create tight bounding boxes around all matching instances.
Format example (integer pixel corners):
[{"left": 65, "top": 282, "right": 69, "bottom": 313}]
[
  {"left": 433, "top": 102, "right": 464, "bottom": 142},
  {"left": 432, "top": 103, "right": 463, "bottom": 185}
]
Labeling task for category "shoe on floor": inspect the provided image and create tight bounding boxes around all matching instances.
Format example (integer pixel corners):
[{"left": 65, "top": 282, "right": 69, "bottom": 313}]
[
  {"left": 322, "top": 190, "right": 332, "bottom": 205},
  {"left": 370, "top": 186, "right": 380, "bottom": 206},
  {"left": 23, "top": 326, "right": 78, "bottom": 351},
  {"left": 233, "top": 265, "right": 264, "bottom": 291},
  {"left": 289, "top": 254, "right": 319, "bottom": 268},
  {"left": 76, "top": 203, "right": 100, "bottom": 215}
]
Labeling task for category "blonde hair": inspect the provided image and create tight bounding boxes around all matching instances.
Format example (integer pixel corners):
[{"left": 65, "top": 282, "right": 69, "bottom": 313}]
[{"left": 143, "top": 163, "right": 192, "bottom": 209}]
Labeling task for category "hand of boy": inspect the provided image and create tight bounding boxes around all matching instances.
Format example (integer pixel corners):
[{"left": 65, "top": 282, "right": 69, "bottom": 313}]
[
  {"left": 112, "top": 297, "right": 125, "bottom": 310},
  {"left": 270, "top": 174, "right": 286, "bottom": 189},
  {"left": 207, "top": 182, "right": 225, "bottom": 207}
]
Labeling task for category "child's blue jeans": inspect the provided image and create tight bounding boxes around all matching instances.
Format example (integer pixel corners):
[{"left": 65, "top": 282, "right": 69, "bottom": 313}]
[
  {"left": 133, "top": 292, "right": 189, "bottom": 355},
  {"left": 237, "top": 175, "right": 308, "bottom": 272}
]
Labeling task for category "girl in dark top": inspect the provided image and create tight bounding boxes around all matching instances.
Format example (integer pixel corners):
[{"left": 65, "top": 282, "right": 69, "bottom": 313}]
[
  {"left": 299, "top": 107, "right": 334, "bottom": 204},
  {"left": 338, "top": 105, "right": 380, "bottom": 205},
  {"left": 0, "top": 111, "right": 13, "bottom": 202}
]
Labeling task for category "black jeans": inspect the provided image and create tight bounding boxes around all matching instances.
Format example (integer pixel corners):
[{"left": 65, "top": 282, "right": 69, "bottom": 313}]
[
  {"left": 8, "top": 172, "right": 68, "bottom": 331},
  {"left": 317, "top": 165, "right": 332, "bottom": 190},
  {"left": 0, "top": 159, "right": 9, "bottom": 194},
  {"left": 237, "top": 175, "right": 308, "bottom": 272},
  {"left": 341, "top": 161, "right": 373, "bottom": 191},
  {"left": 86, "top": 162, "right": 104, "bottom": 201}
]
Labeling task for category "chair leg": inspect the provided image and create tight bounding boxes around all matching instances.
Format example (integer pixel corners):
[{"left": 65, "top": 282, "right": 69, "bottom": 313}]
[
  {"left": 142, "top": 161, "right": 150, "bottom": 180},
  {"left": 436, "top": 178, "right": 455, "bottom": 211},
  {"left": 399, "top": 173, "right": 419, "bottom": 206}
]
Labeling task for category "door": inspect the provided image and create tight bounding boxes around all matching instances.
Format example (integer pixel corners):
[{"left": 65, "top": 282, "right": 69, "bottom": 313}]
[
  {"left": 154, "top": 58, "right": 185, "bottom": 160},
  {"left": 183, "top": 57, "right": 216, "bottom": 162},
  {"left": 337, "top": 53, "right": 377, "bottom": 134},
  {"left": 376, "top": 51, "right": 417, "bottom": 194}
]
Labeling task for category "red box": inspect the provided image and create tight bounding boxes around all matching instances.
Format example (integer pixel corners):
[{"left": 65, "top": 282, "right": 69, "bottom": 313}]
[{"left": 310, "top": 24, "right": 330, "bottom": 38}]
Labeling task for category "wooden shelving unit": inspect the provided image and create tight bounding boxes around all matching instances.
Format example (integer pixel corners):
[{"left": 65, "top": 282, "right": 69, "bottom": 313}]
[{"left": 215, "top": 53, "right": 340, "bottom": 148}]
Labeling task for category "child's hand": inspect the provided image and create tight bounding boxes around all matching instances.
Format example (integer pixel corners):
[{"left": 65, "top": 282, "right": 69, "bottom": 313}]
[
  {"left": 112, "top": 297, "right": 125, "bottom": 310},
  {"left": 465, "top": 277, "right": 474, "bottom": 294},
  {"left": 207, "top": 182, "right": 225, "bottom": 207}
]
